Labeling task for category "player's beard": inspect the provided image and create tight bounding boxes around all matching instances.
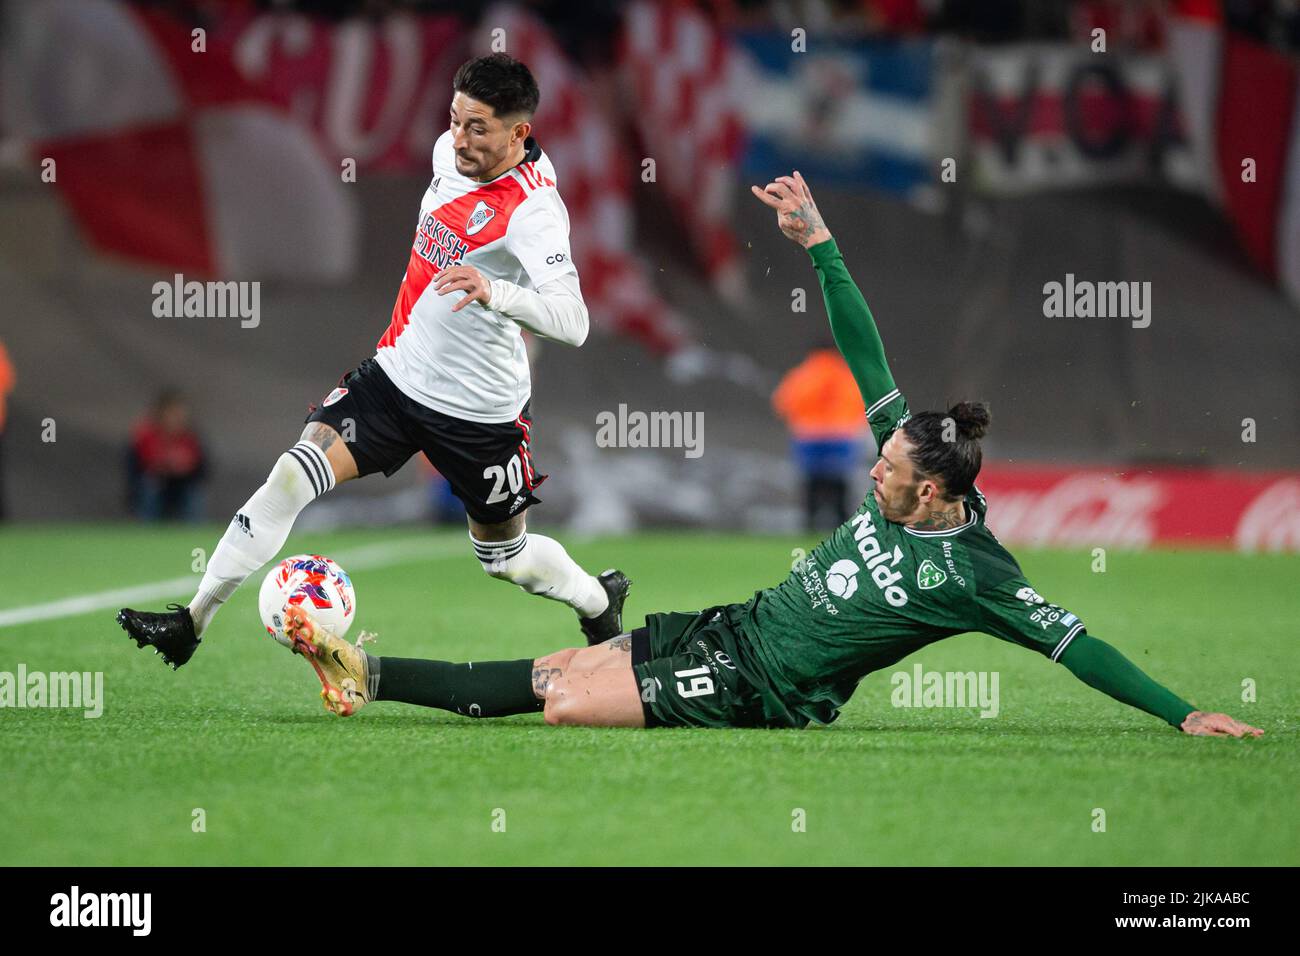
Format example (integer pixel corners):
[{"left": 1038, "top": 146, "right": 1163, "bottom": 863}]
[
  {"left": 454, "top": 152, "right": 480, "bottom": 177},
  {"left": 456, "top": 145, "right": 506, "bottom": 180},
  {"left": 878, "top": 482, "right": 920, "bottom": 524}
]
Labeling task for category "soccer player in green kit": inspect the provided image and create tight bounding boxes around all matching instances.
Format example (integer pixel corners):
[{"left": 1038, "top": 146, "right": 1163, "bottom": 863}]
[{"left": 285, "top": 171, "right": 1262, "bottom": 739}]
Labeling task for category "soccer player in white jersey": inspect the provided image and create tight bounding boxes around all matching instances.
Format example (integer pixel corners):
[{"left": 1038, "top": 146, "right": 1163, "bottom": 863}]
[{"left": 118, "top": 54, "right": 630, "bottom": 668}]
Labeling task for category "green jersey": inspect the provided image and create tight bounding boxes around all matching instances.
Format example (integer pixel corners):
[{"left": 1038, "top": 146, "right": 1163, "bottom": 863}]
[
  {"left": 730, "top": 240, "right": 1089, "bottom": 728},
  {"left": 737, "top": 391, "right": 1085, "bottom": 727},
  {"left": 633, "top": 238, "right": 1192, "bottom": 732},
  {"left": 635, "top": 238, "right": 1191, "bottom": 732}
]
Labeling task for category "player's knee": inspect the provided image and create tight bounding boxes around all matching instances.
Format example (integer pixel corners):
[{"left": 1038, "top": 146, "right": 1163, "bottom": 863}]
[
  {"left": 534, "top": 649, "right": 579, "bottom": 726},
  {"left": 268, "top": 450, "right": 317, "bottom": 498},
  {"left": 542, "top": 678, "right": 582, "bottom": 726},
  {"left": 268, "top": 452, "right": 298, "bottom": 490},
  {"left": 479, "top": 557, "right": 546, "bottom": 597},
  {"left": 534, "top": 647, "right": 579, "bottom": 674},
  {"left": 298, "top": 423, "right": 355, "bottom": 484},
  {"left": 271, "top": 439, "right": 339, "bottom": 498},
  {"left": 479, "top": 555, "right": 518, "bottom": 582},
  {"left": 474, "top": 540, "right": 554, "bottom": 596}
]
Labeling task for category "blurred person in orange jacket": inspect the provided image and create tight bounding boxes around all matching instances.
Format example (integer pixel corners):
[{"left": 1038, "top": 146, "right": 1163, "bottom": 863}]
[
  {"left": 128, "top": 389, "right": 208, "bottom": 523},
  {"left": 772, "top": 341, "right": 867, "bottom": 530},
  {"left": 0, "top": 338, "right": 13, "bottom": 522}
]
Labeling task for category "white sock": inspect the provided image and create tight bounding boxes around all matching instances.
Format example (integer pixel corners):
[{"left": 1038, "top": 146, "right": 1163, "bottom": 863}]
[
  {"left": 471, "top": 531, "right": 608, "bottom": 618},
  {"left": 188, "top": 441, "right": 335, "bottom": 636}
]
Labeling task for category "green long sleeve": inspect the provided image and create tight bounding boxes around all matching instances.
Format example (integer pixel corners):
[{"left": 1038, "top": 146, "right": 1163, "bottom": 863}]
[
  {"left": 807, "top": 238, "right": 896, "bottom": 407},
  {"left": 1058, "top": 633, "right": 1196, "bottom": 728}
]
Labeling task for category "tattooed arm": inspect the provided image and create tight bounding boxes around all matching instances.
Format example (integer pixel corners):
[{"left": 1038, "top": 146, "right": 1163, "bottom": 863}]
[{"left": 752, "top": 171, "right": 898, "bottom": 415}]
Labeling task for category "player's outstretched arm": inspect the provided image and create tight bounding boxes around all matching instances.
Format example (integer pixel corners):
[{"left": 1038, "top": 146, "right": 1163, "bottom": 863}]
[
  {"left": 1178, "top": 710, "right": 1264, "bottom": 737},
  {"left": 751, "top": 171, "right": 896, "bottom": 409},
  {"left": 1058, "top": 634, "right": 1263, "bottom": 737}
]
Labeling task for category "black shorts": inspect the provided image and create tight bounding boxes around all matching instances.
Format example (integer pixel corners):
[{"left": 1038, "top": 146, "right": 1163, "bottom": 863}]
[{"left": 305, "top": 358, "right": 546, "bottom": 525}]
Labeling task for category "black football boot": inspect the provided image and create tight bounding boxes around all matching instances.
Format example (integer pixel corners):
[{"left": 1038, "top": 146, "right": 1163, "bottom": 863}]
[
  {"left": 116, "top": 604, "right": 201, "bottom": 669},
  {"left": 578, "top": 569, "right": 632, "bottom": 646}
]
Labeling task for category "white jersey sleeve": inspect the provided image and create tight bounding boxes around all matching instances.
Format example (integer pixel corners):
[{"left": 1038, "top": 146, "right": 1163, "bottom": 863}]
[
  {"left": 504, "top": 192, "right": 578, "bottom": 288},
  {"left": 488, "top": 272, "right": 589, "bottom": 346}
]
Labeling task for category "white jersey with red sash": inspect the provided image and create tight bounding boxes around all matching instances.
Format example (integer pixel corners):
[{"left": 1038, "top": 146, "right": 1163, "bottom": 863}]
[{"left": 375, "top": 131, "right": 577, "bottom": 423}]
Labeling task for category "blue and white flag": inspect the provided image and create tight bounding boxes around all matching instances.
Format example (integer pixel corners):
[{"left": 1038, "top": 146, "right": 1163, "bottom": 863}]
[{"left": 731, "top": 31, "right": 935, "bottom": 199}]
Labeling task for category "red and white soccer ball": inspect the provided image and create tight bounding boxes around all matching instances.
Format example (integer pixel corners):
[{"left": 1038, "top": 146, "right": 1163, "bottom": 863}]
[{"left": 258, "top": 554, "right": 356, "bottom": 648}]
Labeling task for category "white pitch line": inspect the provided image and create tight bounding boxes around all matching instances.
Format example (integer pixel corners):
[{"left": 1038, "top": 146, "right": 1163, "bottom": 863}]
[{"left": 0, "top": 537, "right": 468, "bottom": 629}]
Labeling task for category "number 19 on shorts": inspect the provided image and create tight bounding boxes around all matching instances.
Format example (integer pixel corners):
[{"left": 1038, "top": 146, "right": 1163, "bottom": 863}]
[{"left": 675, "top": 665, "right": 715, "bottom": 698}]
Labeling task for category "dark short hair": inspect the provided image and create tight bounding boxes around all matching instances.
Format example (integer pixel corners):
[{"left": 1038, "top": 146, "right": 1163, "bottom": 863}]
[
  {"left": 900, "top": 401, "right": 990, "bottom": 500},
  {"left": 452, "top": 53, "right": 539, "bottom": 120}
]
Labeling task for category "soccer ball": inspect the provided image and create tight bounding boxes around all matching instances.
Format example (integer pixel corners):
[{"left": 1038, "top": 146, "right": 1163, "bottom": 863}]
[{"left": 258, "top": 554, "right": 356, "bottom": 648}]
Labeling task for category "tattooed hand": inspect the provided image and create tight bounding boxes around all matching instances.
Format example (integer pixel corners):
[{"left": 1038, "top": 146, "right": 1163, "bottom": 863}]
[
  {"left": 750, "top": 170, "right": 832, "bottom": 249},
  {"left": 1179, "top": 711, "right": 1263, "bottom": 737}
]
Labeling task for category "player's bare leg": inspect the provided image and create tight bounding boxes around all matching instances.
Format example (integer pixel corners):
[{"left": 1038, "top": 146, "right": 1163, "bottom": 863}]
[
  {"left": 116, "top": 423, "right": 358, "bottom": 668},
  {"left": 532, "top": 637, "right": 646, "bottom": 727},
  {"left": 307, "top": 626, "right": 645, "bottom": 726},
  {"left": 467, "top": 513, "right": 632, "bottom": 646}
]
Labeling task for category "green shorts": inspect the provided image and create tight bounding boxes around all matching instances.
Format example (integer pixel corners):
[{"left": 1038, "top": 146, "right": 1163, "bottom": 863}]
[{"left": 630, "top": 606, "right": 771, "bottom": 729}]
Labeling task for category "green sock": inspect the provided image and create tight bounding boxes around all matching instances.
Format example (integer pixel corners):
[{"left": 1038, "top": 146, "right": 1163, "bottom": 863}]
[{"left": 372, "top": 657, "right": 542, "bottom": 717}]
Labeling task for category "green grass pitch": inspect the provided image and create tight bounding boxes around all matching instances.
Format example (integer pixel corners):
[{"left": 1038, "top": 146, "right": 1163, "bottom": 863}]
[{"left": 1, "top": 524, "right": 1296, "bottom": 866}]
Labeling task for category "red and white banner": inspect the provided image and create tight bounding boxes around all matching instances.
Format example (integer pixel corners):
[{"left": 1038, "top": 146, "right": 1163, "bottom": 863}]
[
  {"left": 225, "top": 12, "right": 465, "bottom": 171},
  {"left": 619, "top": 0, "right": 747, "bottom": 302},
  {"left": 3, "top": 1, "right": 688, "bottom": 350},
  {"left": 968, "top": 19, "right": 1300, "bottom": 311},
  {"left": 968, "top": 44, "right": 1193, "bottom": 194},
  {"left": 1168, "top": 1, "right": 1300, "bottom": 306},
  {"left": 977, "top": 465, "right": 1300, "bottom": 552},
  {"left": 6, "top": 0, "right": 357, "bottom": 281}
]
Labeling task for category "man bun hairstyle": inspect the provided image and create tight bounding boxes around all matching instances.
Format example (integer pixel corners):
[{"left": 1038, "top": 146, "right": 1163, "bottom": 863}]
[
  {"left": 453, "top": 53, "right": 540, "bottom": 119},
  {"left": 900, "top": 401, "right": 991, "bottom": 501}
]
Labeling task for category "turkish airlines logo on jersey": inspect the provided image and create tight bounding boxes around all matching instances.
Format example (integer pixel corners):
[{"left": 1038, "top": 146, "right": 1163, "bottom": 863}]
[
  {"left": 414, "top": 213, "right": 470, "bottom": 270},
  {"left": 465, "top": 200, "right": 495, "bottom": 236}
]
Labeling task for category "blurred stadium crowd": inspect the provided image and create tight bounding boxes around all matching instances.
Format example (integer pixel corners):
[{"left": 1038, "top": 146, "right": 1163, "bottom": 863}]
[{"left": 0, "top": 0, "right": 1296, "bottom": 549}]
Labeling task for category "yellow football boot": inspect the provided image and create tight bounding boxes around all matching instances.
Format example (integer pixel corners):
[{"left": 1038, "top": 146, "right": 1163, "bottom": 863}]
[{"left": 283, "top": 604, "right": 376, "bottom": 717}]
